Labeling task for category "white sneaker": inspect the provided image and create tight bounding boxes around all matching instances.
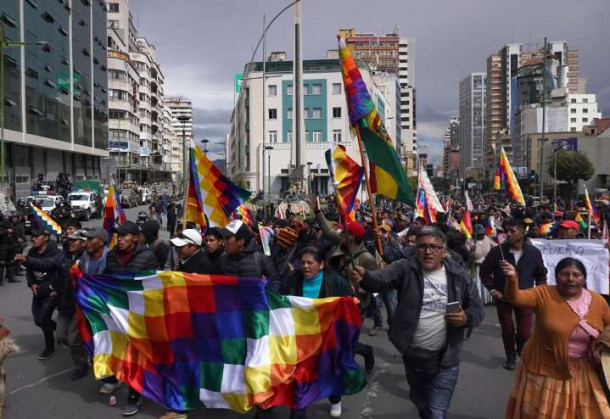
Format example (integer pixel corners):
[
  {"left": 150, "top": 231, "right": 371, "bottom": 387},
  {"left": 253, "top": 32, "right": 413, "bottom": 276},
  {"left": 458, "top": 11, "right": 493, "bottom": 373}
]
[
  {"left": 329, "top": 401, "right": 342, "bottom": 417},
  {"left": 99, "top": 381, "right": 123, "bottom": 394}
]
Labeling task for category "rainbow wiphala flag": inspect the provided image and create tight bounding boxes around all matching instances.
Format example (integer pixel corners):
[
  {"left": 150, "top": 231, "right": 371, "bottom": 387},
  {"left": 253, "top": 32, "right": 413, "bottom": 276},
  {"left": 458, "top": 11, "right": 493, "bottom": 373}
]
[
  {"left": 76, "top": 272, "right": 365, "bottom": 412},
  {"left": 31, "top": 204, "right": 62, "bottom": 234},
  {"left": 493, "top": 147, "right": 525, "bottom": 205}
]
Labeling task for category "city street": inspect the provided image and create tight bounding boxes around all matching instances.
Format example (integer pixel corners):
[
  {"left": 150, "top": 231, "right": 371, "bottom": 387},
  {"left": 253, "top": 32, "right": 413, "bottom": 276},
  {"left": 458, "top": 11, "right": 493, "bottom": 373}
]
[{"left": 0, "top": 205, "right": 514, "bottom": 418}]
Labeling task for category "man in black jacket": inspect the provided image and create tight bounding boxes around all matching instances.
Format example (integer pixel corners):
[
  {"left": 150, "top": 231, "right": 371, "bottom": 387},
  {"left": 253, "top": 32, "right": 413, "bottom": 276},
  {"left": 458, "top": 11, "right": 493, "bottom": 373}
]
[
  {"left": 17, "top": 230, "right": 89, "bottom": 379},
  {"left": 102, "top": 220, "right": 158, "bottom": 416},
  {"left": 138, "top": 220, "right": 171, "bottom": 269},
  {"left": 170, "top": 229, "right": 211, "bottom": 273},
  {"left": 480, "top": 217, "right": 547, "bottom": 370},
  {"left": 349, "top": 227, "right": 484, "bottom": 419},
  {"left": 24, "top": 229, "right": 63, "bottom": 360},
  {"left": 203, "top": 228, "right": 226, "bottom": 274}
]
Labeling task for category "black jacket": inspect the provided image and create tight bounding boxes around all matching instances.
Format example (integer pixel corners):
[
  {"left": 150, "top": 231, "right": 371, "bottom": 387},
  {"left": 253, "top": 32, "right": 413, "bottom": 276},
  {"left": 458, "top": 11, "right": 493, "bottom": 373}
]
[
  {"left": 281, "top": 270, "right": 354, "bottom": 298},
  {"left": 203, "top": 248, "right": 226, "bottom": 275},
  {"left": 24, "top": 247, "right": 84, "bottom": 314},
  {"left": 105, "top": 243, "right": 159, "bottom": 274},
  {"left": 25, "top": 241, "right": 63, "bottom": 296},
  {"left": 222, "top": 239, "right": 277, "bottom": 284},
  {"left": 479, "top": 239, "right": 547, "bottom": 292},
  {"left": 361, "top": 257, "right": 485, "bottom": 366},
  {"left": 178, "top": 249, "right": 214, "bottom": 274}
]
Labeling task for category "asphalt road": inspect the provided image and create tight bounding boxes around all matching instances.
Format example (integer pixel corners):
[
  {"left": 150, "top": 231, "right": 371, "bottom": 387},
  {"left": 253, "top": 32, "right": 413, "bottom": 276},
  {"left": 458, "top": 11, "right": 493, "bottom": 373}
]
[{"left": 0, "top": 205, "right": 514, "bottom": 418}]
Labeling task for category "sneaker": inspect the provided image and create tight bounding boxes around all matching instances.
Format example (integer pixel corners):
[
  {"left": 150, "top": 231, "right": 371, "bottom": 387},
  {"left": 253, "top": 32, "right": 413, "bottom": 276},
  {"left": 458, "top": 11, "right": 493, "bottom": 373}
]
[
  {"left": 159, "top": 413, "right": 188, "bottom": 419},
  {"left": 123, "top": 395, "right": 142, "bottom": 416},
  {"left": 329, "top": 401, "right": 342, "bottom": 417},
  {"left": 503, "top": 354, "right": 518, "bottom": 370},
  {"left": 70, "top": 365, "right": 88, "bottom": 380},
  {"left": 99, "top": 381, "right": 123, "bottom": 394},
  {"left": 368, "top": 326, "right": 379, "bottom": 337},
  {"left": 38, "top": 347, "right": 55, "bottom": 360},
  {"left": 364, "top": 346, "right": 375, "bottom": 374}
]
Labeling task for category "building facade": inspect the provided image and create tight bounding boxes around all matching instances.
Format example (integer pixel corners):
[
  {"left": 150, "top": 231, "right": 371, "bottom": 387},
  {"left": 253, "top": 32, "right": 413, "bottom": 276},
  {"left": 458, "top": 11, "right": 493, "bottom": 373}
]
[
  {"left": 1, "top": 0, "right": 109, "bottom": 198},
  {"left": 340, "top": 28, "right": 417, "bottom": 168},
  {"left": 459, "top": 73, "right": 486, "bottom": 179},
  {"left": 442, "top": 117, "right": 459, "bottom": 179},
  {"left": 227, "top": 58, "right": 393, "bottom": 197},
  {"left": 166, "top": 96, "right": 193, "bottom": 181}
]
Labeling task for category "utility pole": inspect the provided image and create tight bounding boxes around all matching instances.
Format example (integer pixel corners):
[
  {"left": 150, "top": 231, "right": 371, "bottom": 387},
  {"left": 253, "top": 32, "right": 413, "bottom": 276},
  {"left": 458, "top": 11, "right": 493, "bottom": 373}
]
[
  {"left": 538, "top": 38, "right": 547, "bottom": 199},
  {"left": 291, "top": 1, "right": 305, "bottom": 191},
  {"left": 262, "top": 14, "right": 267, "bottom": 218}
]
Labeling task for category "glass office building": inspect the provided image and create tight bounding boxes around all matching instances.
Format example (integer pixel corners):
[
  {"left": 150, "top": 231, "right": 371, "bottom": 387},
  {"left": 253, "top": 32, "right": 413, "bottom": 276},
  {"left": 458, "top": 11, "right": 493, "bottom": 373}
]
[{"left": 1, "top": 0, "right": 108, "bottom": 199}]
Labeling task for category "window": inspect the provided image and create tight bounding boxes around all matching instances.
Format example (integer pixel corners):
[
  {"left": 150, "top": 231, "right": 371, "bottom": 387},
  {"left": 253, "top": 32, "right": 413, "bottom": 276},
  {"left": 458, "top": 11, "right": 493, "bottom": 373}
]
[
  {"left": 269, "top": 131, "right": 277, "bottom": 143},
  {"left": 287, "top": 131, "right": 292, "bottom": 143},
  {"left": 571, "top": 118, "right": 577, "bottom": 123},
  {"left": 268, "top": 85, "right": 277, "bottom": 96},
  {"left": 583, "top": 108, "right": 589, "bottom": 114},
  {"left": 311, "top": 84, "right": 322, "bottom": 95},
  {"left": 571, "top": 98, "right": 577, "bottom": 103},
  {"left": 286, "top": 109, "right": 293, "bottom": 119},
  {"left": 583, "top": 98, "right": 589, "bottom": 103},
  {"left": 571, "top": 108, "right": 577, "bottom": 114},
  {"left": 108, "top": 20, "right": 119, "bottom": 29},
  {"left": 287, "top": 85, "right": 293, "bottom": 95},
  {"left": 332, "top": 83, "right": 342, "bottom": 95},
  {"left": 268, "top": 109, "right": 277, "bottom": 120},
  {"left": 332, "top": 107, "right": 342, "bottom": 118},
  {"left": 312, "top": 108, "right": 322, "bottom": 119},
  {"left": 332, "top": 130, "right": 342, "bottom": 142},
  {"left": 107, "top": 2, "right": 119, "bottom": 12},
  {"left": 312, "top": 130, "right": 322, "bottom": 143},
  {"left": 305, "top": 130, "right": 310, "bottom": 142},
  {"left": 583, "top": 118, "right": 589, "bottom": 123}
]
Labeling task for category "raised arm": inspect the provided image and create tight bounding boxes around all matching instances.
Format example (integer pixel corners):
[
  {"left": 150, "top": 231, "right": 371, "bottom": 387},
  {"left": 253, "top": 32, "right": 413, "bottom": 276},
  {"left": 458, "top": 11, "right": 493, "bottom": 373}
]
[{"left": 503, "top": 260, "right": 540, "bottom": 308}]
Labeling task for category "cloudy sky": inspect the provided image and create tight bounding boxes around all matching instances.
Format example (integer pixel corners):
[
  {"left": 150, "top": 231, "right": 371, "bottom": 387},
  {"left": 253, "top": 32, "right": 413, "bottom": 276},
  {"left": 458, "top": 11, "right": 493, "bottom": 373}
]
[{"left": 131, "top": 0, "right": 610, "bottom": 163}]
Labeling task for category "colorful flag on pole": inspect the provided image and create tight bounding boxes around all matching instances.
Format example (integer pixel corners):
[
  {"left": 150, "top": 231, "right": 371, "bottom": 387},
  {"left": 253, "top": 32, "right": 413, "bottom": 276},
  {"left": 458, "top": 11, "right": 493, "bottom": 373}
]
[
  {"left": 493, "top": 148, "right": 525, "bottom": 205},
  {"left": 465, "top": 191, "right": 474, "bottom": 212},
  {"left": 485, "top": 215, "right": 497, "bottom": 237},
  {"left": 338, "top": 37, "right": 413, "bottom": 205},
  {"left": 258, "top": 225, "right": 274, "bottom": 256},
  {"left": 76, "top": 272, "right": 366, "bottom": 413},
  {"left": 575, "top": 212, "right": 588, "bottom": 231},
  {"left": 415, "top": 188, "right": 436, "bottom": 225},
  {"left": 30, "top": 204, "right": 62, "bottom": 234},
  {"left": 187, "top": 145, "right": 251, "bottom": 228},
  {"left": 539, "top": 222, "right": 557, "bottom": 236},
  {"left": 584, "top": 186, "right": 600, "bottom": 224},
  {"left": 460, "top": 211, "right": 473, "bottom": 239},
  {"left": 325, "top": 144, "right": 364, "bottom": 220},
  {"left": 104, "top": 181, "right": 126, "bottom": 249},
  {"left": 418, "top": 163, "right": 444, "bottom": 215},
  {"left": 237, "top": 204, "right": 254, "bottom": 226}
]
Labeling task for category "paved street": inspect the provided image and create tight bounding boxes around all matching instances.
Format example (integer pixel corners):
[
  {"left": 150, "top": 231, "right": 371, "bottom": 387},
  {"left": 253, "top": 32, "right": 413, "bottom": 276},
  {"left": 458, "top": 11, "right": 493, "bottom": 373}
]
[{"left": 1, "top": 205, "right": 514, "bottom": 418}]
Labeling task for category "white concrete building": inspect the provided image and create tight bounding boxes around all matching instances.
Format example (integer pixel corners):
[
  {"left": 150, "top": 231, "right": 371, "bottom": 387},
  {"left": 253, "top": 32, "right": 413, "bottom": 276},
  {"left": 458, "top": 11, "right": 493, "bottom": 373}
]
[
  {"left": 228, "top": 58, "right": 394, "bottom": 198},
  {"left": 166, "top": 97, "right": 194, "bottom": 181},
  {"left": 565, "top": 94, "right": 602, "bottom": 132}
]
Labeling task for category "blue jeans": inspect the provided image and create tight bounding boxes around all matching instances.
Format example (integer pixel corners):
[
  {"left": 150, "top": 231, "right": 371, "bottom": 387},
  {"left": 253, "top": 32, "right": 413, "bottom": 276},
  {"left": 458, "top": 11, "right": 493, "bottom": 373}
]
[{"left": 403, "top": 356, "right": 459, "bottom": 419}]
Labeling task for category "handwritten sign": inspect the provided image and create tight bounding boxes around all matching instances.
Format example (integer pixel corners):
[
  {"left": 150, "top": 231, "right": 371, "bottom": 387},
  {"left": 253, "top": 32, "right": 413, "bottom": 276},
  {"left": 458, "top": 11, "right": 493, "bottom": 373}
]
[{"left": 531, "top": 239, "right": 609, "bottom": 294}]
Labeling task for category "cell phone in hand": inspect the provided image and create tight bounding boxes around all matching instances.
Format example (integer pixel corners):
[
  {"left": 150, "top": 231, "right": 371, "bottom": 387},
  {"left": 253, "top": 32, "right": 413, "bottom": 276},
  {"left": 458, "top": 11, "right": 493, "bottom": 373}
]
[{"left": 446, "top": 301, "right": 461, "bottom": 313}]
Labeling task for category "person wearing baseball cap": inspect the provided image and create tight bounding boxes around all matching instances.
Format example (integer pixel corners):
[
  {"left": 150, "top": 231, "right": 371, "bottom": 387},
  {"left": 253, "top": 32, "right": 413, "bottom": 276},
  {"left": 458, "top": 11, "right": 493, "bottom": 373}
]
[
  {"left": 139, "top": 220, "right": 171, "bottom": 269},
  {"left": 169, "top": 229, "right": 212, "bottom": 274},
  {"left": 218, "top": 220, "right": 277, "bottom": 281},
  {"left": 82, "top": 228, "right": 110, "bottom": 275},
  {"left": 558, "top": 220, "right": 580, "bottom": 239}
]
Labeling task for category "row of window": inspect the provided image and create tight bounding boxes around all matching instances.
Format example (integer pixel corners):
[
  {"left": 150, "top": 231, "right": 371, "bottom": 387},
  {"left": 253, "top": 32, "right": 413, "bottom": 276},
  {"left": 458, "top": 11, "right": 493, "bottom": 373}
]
[
  {"left": 571, "top": 117, "right": 590, "bottom": 123},
  {"left": 267, "top": 83, "right": 344, "bottom": 96},
  {"left": 571, "top": 98, "right": 590, "bottom": 104},
  {"left": 267, "top": 107, "right": 342, "bottom": 120},
  {"left": 267, "top": 130, "right": 343, "bottom": 143},
  {"left": 570, "top": 108, "right": 592, "bottom": 114}
]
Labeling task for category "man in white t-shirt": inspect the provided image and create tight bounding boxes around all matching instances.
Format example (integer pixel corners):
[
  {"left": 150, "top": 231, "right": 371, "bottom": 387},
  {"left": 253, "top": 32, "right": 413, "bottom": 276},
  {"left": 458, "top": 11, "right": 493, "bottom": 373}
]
[{"left": 349, "top": 227, "right": 484, "bottom": 418}]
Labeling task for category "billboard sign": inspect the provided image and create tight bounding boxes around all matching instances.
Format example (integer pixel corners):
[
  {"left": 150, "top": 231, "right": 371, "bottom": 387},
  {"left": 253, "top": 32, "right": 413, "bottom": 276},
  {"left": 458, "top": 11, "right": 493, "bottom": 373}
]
[
  {"left": 235, "top": 73, "right": 244, "bottom": 93},
  {"left": 552, "top": 138, "right": 578, "bottom": 152}
]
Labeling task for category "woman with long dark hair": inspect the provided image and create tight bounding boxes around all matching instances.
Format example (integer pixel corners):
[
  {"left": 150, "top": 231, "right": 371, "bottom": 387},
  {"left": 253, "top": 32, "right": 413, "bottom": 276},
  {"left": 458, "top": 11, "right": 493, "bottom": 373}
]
[{"left": 503, "top": 257, "right": 610, "bottom": 418}]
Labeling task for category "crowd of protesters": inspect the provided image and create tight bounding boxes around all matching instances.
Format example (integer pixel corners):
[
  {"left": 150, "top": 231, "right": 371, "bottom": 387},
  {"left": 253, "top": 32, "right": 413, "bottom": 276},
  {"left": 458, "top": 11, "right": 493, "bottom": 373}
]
[{"left": 2, "top": 190, "right": 610, "bottom": 419}]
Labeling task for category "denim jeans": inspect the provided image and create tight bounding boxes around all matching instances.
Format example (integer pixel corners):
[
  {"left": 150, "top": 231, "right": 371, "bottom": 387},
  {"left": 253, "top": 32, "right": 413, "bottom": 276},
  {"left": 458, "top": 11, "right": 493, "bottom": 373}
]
[
  {"left": 403, "top": 356, "right": 459, "bottom": 419},
  {"left": 31, "top": 295, "right": 56, "bottom": 349}
]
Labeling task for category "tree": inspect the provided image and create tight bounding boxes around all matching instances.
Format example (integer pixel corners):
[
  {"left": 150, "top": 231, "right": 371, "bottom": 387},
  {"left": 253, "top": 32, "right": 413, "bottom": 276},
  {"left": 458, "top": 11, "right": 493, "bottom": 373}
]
[{"left": 547, "top": 151, "right": 594, "bottom": 198}]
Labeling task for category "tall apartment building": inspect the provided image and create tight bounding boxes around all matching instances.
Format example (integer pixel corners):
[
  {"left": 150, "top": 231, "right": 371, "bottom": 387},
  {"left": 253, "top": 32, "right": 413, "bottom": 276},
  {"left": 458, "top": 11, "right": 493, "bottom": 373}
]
[
  {"left": 339, "top": 28, "right": 417, "bottom": 170},
  {"left": 227, "top": 57, "right": 394, "bottom": 195},
  {"left": 166, "top": 96, "right": 193, "bottom": 180},
  {"left": 459, "top": 73, "right": 486, "bottom": 179},
  {"left": 442, "top": 117, "right": 459, "bottom": 179},
  {"left": 1, "top": 0, "right": 109, "bottom": 199},
  {"left": 107, "top": 0, "right": 172, "bottom": 183},
  {"left": 484, "top": 41, "right": 580, "bottom": 172}
]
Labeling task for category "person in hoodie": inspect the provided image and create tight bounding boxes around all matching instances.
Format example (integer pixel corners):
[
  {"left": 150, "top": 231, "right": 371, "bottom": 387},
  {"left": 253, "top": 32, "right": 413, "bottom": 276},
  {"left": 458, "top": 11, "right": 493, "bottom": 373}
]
[
  {"left": 218, "top": 220, "right": 277, "bottom": 284},
  {"left": 16, "top": 230, "right": 89, "bottom": 379},
  {"left": 103, "top": 220, "right": 158, "bottom": 417},
  {"left": 139, "top": 219, "right": 171, "bottom": 269},
  {"left": 202, "top": 227, "right": 226, "bottom": 274},
  {"left": 23, "top": 229, "right": 63, "bottom": 360}
]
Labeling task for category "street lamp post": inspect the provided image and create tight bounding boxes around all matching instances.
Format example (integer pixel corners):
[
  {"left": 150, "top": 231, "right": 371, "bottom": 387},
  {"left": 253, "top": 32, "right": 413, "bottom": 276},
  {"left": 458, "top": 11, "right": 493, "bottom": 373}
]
[
  {"left": 0, "top": 24, "right": 46, "bottom": 192},
  {"left": 265, "top": 146, "right": 273, "bottom": 209},
  {"left": 201, "top": 138, "right": 209, "bottom": 154},
  {"left": 307, "top": 161, "right": 313, "bottom": 193}
]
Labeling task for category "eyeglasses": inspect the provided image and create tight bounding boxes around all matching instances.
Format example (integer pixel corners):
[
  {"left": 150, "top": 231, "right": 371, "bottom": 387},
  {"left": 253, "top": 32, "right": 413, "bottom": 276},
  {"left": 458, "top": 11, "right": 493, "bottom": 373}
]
[{"left": 416, "top": 244, "right": 445, "bottom": 253}]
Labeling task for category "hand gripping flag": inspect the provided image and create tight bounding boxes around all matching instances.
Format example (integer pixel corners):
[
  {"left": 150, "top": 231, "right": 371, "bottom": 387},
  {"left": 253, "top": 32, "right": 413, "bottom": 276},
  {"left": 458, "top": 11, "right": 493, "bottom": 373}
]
[
  {"left": 493, "top": 148, "right": 525, "bottom": 205},
  {"left": 30, "top": 204, "right": 62, "bottom": 234},
  {"left": 338, "top": 37, "right": 413, "bottom": 205},
  {"left": 76, "top": 272, "right": 366, "bottom": 413},
  {"left": 325, "top": 144, "right": 364, "bottom": 220},
  {"left": 187, "top": 145, "right": 251, "bottom": 227}
]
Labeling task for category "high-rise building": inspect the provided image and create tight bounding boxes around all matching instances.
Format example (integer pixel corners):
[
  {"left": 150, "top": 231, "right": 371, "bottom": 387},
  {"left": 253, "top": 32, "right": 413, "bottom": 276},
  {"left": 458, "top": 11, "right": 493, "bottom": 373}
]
[
  {"left": 339, "top": 28, "right": 417, "bottom": 169},
  {"left": 166, "top": 96, "right": 193, "bottom": 181},
  {"left": 459, "top": 73, "right": 486, "bottom": 179},
  {"left": 227, "top": 57, "right": 394, "bottom": 196},
  {"left": 1, "top": 0, "right": 109, "bottom": 198},
  {"left": 442, "top": 117, "right": 459, "bottom": 179}
]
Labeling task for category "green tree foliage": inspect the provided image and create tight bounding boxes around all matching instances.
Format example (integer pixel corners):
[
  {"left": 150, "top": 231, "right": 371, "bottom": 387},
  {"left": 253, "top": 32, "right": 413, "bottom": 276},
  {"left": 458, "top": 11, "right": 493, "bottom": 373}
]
[{"left": 547, "top": 151, "right": 594, "bottom": 197}]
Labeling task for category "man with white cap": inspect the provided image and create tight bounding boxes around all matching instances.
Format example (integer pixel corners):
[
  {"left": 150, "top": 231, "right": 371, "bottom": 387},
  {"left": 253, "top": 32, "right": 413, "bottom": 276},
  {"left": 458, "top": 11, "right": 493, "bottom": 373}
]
[{"left": 170, "top": 229, "right": 212, "bottom": 274}]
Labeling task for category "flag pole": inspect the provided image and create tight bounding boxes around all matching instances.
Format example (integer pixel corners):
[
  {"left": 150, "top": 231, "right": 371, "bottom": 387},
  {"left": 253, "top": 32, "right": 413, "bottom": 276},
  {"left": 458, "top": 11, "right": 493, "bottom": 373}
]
[
  {"left": 354, "top": 124, "right": 383, "bottom": 255},
  {"left": 588, "top": 210, "right": 592, "bottom": 240}
]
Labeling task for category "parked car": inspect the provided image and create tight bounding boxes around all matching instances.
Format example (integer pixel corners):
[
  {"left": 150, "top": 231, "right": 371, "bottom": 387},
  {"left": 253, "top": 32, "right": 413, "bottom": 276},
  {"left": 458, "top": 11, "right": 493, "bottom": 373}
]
[
  {"left": 68, "top": 190, "right": 100, "bottom": 220},
  {"left": 119, "top": 190, "right": 139, "bottom": 208},
  {"left": 38, "top": 195, "right": 64, "bottom": 213}
]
